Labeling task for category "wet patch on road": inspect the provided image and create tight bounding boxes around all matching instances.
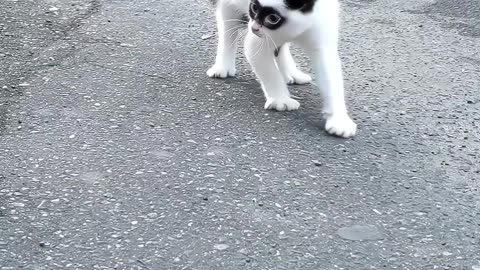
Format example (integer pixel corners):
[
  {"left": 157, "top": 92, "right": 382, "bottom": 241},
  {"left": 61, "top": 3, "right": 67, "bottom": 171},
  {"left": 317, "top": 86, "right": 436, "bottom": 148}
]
[{"left": 407, "top": 0, "right": 480, "bottom": 38}]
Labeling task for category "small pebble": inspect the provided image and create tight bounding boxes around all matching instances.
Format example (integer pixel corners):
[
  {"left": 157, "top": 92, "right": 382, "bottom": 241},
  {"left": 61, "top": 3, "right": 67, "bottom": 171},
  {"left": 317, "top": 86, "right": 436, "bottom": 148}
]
[
  {"left": 201, "top": 34, "right": 213, "bottom": 40},
  {"left": 312, "top": 160, "right": 322, "bottom": 166},
  {"left": 147, "top": 212, "right": 157, "bottom": 218},
  {"left": 120, "top": 43, "right": 135, "bottom": 47},
  {"left": 238, "top": 248, "right": 248, "bottom": 255},
  {"left": 213, "top": 244, "right": 229, "bottom": 251},
  {"left": 12, "top": 202, "right": 25, "bottom": 207}
]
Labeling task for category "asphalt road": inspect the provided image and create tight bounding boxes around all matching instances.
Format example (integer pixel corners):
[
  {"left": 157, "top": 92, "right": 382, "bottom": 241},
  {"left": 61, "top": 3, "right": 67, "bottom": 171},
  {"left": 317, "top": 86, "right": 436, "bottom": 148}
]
[{"left": 1, "top": 0, "right": 479, "bottom": 269}]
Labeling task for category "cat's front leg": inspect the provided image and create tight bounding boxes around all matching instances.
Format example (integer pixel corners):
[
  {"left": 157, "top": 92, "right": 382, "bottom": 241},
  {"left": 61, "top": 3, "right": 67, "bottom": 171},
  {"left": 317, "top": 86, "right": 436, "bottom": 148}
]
[
  {"left": 207, "top": 3, "right": 242, "bottom": 78},
  {"left": 244, "top": 31, "right": 299, "bottom": 111},
  {"left": 276, "top": 43, "right": 312, "bottom": 85},
  {"left": 309, "top": 47, "right": 357, "bottom": 138}
]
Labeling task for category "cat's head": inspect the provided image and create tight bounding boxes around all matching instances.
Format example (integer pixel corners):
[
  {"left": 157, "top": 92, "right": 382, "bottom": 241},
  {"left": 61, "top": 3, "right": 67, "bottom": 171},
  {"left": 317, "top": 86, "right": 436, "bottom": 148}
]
[{"left": 248, "top": 0, "right": 316, "bottom": 42}]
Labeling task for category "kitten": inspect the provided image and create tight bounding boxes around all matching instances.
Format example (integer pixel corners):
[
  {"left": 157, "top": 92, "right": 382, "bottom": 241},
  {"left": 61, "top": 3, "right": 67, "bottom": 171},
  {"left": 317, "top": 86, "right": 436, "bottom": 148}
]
[{"left": 207, "top": 0, "right": 357, "bottom": 138}]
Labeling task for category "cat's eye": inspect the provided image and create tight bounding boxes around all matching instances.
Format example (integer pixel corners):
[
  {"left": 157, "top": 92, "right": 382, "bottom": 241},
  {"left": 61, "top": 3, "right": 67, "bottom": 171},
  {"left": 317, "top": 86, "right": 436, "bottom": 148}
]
[
  {"left": 250, "top": 3, "right": 258, "bottom": 14},
  {"left": 265, "top": 14, "right": 281, "bottom": 25}
]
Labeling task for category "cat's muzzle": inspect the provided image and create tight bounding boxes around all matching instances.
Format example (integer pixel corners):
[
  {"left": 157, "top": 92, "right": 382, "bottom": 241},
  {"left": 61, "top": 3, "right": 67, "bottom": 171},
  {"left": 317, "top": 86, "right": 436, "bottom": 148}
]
[{"left": 251, "top": 25, "right": 262, "bottom": 37}]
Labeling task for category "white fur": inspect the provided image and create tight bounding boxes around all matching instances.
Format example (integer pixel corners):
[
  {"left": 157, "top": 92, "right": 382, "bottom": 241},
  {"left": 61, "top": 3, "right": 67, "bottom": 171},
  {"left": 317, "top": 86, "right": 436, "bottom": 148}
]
[
  {"left": 208, "top": 0, "right": 357, "bottom": 138},
  {"left": 276, "top": 44, "right": 312, "bottom": 85}
]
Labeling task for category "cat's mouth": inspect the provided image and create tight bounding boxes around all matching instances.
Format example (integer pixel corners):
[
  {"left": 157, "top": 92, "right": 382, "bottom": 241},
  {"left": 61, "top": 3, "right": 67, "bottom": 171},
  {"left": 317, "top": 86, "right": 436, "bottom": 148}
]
[
  {"left": 251, "top": 29, "right": 262, "bottom": 37},
  {"left": 250, "top": 22, "right": 263, "bottom": 37}
]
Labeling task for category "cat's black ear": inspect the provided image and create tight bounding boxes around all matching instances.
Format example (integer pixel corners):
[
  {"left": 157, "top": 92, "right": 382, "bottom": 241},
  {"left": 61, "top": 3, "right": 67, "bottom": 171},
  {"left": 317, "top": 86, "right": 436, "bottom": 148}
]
[{"left": 284, "top": 0, "right": 316, "bottom": 13}]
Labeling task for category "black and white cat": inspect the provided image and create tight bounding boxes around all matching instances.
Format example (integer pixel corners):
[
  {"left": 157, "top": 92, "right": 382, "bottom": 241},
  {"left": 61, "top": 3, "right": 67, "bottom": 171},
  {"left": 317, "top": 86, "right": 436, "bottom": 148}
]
[{"left": 208, "top": 0, "right": 357, "bottom": 138}]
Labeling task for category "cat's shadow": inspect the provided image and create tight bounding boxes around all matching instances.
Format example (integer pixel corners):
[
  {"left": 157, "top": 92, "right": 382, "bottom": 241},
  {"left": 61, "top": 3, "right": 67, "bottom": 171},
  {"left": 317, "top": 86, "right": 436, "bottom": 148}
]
[{"left": 220, "top": 76, "right": 331, "bottom": 136}]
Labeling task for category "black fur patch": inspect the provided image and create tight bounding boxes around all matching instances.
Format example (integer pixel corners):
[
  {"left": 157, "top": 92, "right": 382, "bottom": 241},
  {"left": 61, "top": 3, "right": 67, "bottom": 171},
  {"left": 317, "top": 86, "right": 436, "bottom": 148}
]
[
  {"left": 249, "top": 0, "right": 286, "bottom": 30},
  {"left": 274, "top": 45, "right": 282, "bottom": 57},
  {"left": 284, "top": 0, "right": 317, "bottom": 13},
  {"left": 240, "top": 14, "right": 249, "bottom": 24}
]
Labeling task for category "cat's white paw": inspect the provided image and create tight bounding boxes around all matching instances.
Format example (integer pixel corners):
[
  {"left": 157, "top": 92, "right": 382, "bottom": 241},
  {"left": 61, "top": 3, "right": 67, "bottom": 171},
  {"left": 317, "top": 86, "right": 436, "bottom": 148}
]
[
  {"left": 325, "top": 113, "right": 357, "bottom": 138},
  {"left": 265, "top": 97, "right": 300, "bottom": 111},
  {"left": 207, "top": 64, "right": 236, "bottom": 78},
  {"left": 285, "top": 70, "right": 312, "bottom": 85}
]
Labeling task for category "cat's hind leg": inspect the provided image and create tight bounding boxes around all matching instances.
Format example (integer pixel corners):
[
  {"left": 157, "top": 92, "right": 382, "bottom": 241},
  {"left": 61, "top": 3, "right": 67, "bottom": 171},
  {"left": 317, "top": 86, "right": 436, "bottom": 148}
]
[
  {"left": 207, "top": 2, "right": 244, "bottom": 78},
  {"left": 276, "top": 43, "right": 312, "bottom": 85},
  {"left": 245, "top": 32, "right": 300, "bottom": 111}
]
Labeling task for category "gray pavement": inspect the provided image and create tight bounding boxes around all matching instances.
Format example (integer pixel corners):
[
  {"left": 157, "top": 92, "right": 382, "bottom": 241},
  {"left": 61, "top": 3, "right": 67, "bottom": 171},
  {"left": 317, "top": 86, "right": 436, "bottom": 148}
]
[{"left": 0, "top": 0, "right": 479, "bottom": 269}]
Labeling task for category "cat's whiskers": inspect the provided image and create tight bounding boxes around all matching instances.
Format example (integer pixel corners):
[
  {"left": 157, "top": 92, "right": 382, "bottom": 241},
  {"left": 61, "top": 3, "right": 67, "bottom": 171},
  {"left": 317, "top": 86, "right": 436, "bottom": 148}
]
[
  {"left": 264, "top": 32, "right": 279, "bottom": 53},
  {"left": 222, "top": 19, "right": 249, "bottom": 23},
  {"left": 265, "top": 35, "right": 271, "bottom": 52},
  {"left": 228, "top": 27, "right": 245, "bottom": 40},
  {"left": 229, "top": 29, "right": 246, "bottom": 48},
  {"left": 223, "top": 25, "right": 245, "bottom": 36},
  {"left": 220, "top": 26, "right": 246, "bottom": 48},
  {"left": 252, "top": 38, "right": 265, "bottom": 59}
]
